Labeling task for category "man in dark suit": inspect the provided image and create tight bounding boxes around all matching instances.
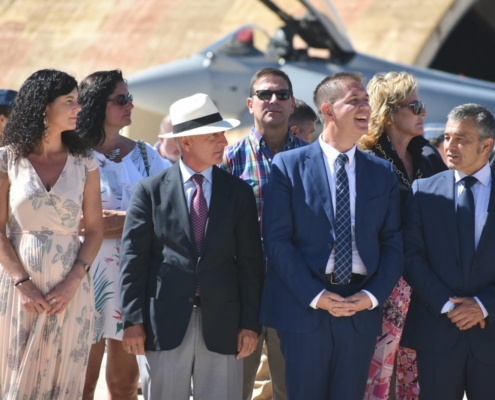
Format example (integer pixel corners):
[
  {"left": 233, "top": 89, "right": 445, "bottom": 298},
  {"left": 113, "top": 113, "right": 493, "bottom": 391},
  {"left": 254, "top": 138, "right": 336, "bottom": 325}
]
[
  {"left": 120, "top": 93, "right": 264, "bottom": 400},
  {"left": 402, "top": 103, "right": 495, "bottom": 400},
  {"left": 260, "top": 72, "right": 403, "bottom": 400}
]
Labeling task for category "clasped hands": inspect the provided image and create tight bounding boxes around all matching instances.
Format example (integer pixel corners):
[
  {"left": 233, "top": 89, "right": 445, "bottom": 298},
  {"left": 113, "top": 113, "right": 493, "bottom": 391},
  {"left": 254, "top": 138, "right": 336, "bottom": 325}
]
[
  {"left": 316, "top": 290, "right": 372, "bottom": 317},
  {"left": 447, "top": 296, "right": 486, "bottom": 330}
]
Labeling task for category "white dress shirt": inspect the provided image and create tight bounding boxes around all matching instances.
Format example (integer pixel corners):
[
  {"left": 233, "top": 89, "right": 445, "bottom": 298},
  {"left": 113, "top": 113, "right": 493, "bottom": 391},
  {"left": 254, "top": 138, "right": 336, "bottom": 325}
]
[
  {"left": 179, "top": 158, "right": 213, "bottom": 211},
  {"left": 310, "top": 137, "right": 378, "bottom": 309},
  {"left": 441, "top": 162, "right": 491, "bottom": 317}
]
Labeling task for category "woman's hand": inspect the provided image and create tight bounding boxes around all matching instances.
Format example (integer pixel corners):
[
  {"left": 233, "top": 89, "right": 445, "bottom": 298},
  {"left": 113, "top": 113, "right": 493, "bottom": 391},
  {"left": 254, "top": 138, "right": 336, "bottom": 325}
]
[
  {"left": 102, "top": 210, "right": 126, "bottom": 232},
  {"left": 17, "top": 280, "right": 52, "bottom": 313},
  {"left": 45, "top": 272, "right": 84, "bottom": 315}
]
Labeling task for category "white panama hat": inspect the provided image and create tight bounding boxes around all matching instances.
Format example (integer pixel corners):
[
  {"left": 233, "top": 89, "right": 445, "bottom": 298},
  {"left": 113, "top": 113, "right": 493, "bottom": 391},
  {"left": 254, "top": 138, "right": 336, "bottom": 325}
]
[{"left": 159, "top": 93, "right": 240, "bottom": 138}]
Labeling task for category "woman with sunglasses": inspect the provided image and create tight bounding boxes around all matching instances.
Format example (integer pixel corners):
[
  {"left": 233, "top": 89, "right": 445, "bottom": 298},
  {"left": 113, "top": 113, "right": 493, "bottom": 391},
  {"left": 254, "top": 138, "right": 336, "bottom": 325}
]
[
  {"left": 77, "top": 69, "right": 171, "bottom": 400},
  {"left": 359, "top": 71, "right": 446, "bottom": 400},
  {"left": 0, "top": 69, "right": 103, "bottom": 399}
]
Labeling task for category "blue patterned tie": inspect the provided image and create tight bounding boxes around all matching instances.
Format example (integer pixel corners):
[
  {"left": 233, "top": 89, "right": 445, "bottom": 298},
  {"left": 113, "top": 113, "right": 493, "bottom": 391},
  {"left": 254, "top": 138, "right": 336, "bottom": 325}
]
[
  {"left": 457, "top": 176, "right": 477, "bottom": 273},
  {"left": 333, "top": 153, "right": 352, "bottom": 284}
]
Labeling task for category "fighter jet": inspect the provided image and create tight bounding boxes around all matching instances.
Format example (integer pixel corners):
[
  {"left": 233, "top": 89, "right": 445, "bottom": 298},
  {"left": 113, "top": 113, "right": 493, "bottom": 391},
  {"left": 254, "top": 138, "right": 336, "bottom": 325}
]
[{"left": 128, "top": 0, "right": 495, "bottom": 128}]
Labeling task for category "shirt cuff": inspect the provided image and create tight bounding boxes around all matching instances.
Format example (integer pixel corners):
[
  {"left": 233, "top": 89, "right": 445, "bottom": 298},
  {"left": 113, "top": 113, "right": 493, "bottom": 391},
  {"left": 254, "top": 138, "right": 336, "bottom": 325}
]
[
  {"left": 310, "top": 289, "right": 326, "bottom": 309},
  {"left": 474, "top": 296, "right": 489, "bottom": 318},
  {"left": 442, "top": 300, "right": 455, "bottom": 314},
  {"left": 361, "top": 290, "right": 378, "bottom": 310}
]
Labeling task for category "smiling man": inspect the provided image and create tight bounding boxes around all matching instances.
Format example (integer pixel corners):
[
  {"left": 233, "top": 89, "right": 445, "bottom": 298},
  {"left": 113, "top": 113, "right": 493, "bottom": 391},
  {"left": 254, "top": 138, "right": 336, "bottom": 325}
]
[
  {"left": 221, "top": 68, "right": 307, "bottom": 400},
  {"left": 259, "top": 72, "right": 403, "bottom": 399},
  {"left": 402, "top": 104, "right": 495, "bottom": 400}
]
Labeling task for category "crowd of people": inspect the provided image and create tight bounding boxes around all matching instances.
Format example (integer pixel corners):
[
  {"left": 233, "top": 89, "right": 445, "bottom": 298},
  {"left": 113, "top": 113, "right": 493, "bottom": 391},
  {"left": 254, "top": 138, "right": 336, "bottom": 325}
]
[{"left": 0, "top": 65, "right": 493, "bottom": 400}]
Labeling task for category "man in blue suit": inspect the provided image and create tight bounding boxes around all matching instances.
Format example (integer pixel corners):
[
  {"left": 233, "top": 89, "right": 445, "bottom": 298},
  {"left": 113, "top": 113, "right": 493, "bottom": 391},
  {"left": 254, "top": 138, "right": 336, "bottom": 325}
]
[
  {"left": 260, "top": 72, "right": 403, "bottom": 400},
  {"left": 402, "top": 104, "right": 495, "bottom": 400}
]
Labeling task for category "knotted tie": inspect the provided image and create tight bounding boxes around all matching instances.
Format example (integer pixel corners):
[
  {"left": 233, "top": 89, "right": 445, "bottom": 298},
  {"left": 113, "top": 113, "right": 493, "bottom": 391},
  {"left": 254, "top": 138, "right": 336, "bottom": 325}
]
[
  {"left": 457, "top": 175, "right": 477, "bottom": 273},
  {"left": 190, "top": 174, "right": 208, "bottom": 254},
  {"left": 333, "top": 153, "right": 352, "bottom": 284}
]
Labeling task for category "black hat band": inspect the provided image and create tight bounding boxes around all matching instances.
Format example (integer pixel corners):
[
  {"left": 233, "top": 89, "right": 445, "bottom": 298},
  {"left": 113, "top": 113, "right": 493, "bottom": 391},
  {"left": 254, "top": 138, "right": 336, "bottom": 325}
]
[{"left": 172, "top": 112, "right": 223, "bottom": 134}]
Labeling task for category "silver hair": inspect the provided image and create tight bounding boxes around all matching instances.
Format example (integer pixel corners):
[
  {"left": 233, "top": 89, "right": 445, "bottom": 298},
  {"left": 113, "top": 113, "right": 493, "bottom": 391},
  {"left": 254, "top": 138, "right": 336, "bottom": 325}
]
[{"left": 447, "top": 104, "right": 495, "bottom": 149}]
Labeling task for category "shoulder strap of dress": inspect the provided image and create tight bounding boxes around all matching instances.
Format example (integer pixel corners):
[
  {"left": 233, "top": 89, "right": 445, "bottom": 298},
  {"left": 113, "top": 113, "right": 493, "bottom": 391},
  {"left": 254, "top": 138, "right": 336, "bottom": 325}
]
[{"left": 137, "top": 140, "right": 150, "bottom": 176}]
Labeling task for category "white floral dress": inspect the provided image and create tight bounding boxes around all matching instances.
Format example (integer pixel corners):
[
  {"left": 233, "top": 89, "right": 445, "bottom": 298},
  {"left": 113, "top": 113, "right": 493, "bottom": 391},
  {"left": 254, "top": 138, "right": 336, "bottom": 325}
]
[
  {"left": 0, "top": 147, "right": 97, "bottom": 400},
  {"left": 91, "top": 142, "right": 170, "bottom": 342}
]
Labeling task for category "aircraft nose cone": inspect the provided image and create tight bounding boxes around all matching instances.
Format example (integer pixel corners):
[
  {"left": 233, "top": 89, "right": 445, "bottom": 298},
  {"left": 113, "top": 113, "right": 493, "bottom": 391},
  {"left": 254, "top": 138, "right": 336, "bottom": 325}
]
[{"left": 128, "top": 54, "right": 213, "bottom": 115}]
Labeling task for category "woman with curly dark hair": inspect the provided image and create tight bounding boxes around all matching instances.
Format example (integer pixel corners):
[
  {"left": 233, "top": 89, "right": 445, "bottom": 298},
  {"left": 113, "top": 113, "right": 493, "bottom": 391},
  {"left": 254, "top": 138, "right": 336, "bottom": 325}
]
[
  {"left": 0, "top": 69, "right": 103, "bottom": 398},
  {"left": 77, "top": 70, "right": 170, "bottom": 400}
]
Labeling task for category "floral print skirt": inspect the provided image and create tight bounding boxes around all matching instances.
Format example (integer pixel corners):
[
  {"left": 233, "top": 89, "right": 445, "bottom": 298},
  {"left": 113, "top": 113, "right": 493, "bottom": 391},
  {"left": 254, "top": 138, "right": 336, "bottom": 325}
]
[
  {"left": 0, "top": 232, "right": 94, "bottom": 400},
  {"left": 364, "top": 277, "right": 419, "bottom": 400},
  {"left": 91, "top": 238, "right": 123, "bottom": 343}
]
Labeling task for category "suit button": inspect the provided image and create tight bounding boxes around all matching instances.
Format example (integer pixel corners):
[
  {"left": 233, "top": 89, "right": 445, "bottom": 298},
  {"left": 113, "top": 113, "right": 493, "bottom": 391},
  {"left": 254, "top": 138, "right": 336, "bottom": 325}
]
[
  {"left": 328, "top": 244, "right": 333, "bottom": 249},
  {"left": 188, "top": 298, "right": 194, "bottom": 303},
  {"left": 319, "top": 268, "right": 324, "bottom": 274}
]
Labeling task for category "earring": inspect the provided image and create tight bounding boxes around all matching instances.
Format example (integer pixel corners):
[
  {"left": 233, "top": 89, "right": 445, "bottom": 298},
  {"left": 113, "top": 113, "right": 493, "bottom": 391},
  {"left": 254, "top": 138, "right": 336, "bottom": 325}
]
[{"left": 43, "top": 112, "right": 47, "bottom": 127}]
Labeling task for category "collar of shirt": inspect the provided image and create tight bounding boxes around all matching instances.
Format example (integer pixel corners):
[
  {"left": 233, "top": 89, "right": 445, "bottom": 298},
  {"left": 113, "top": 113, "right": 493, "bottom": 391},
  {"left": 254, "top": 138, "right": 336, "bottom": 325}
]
[
  {"left": 318, "top": 135, "right": 356, "bottom": 167},
  {"left": 250, "top": 126, "right": 299, "bottom": 154},
  {"left": 454, "top": 161, "right": 491, "bottom": 187},
  {"left": 179, "top": 158, "right": 213, "bottom": 185}
]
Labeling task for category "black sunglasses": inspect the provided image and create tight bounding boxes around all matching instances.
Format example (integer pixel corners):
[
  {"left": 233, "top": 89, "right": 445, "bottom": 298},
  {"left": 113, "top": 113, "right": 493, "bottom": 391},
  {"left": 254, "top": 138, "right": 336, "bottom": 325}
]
[
  {"left": 107, "top": 93, "right": 134, "bottom": 106},
  {"left": 399, "top": 100, "right": 425, "bottom": 115},
  {"left": 254, "top": 89, "right": 291, "bottom": 101}
]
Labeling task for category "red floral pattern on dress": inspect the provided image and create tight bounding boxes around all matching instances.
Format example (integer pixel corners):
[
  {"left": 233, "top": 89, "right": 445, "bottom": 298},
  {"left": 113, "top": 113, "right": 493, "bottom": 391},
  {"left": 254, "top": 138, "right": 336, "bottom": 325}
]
[{"left": 364, "top": 277, "right": 419, "bottom": 400}]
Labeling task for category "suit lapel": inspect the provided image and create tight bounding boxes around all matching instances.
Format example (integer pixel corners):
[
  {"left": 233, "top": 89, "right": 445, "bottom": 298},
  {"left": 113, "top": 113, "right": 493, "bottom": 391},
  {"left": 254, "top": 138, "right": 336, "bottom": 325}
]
[
  {"left": 202, "top": 166, "right": 231, "bottom": 255},
  {"left": 163, "top": 163, "right": 196, "bottom": 255},
  {"left": 355, "top": 151, "right": 366, "bottom": 226},
  {"left": 473, "top": 168, "right": 495, "bottom": 267},
  {"left": 305, "top": 142, "right": 336, "bottom": 231},
  {"left": 439, "top": 171, "right": 460, "bottom": 260}
]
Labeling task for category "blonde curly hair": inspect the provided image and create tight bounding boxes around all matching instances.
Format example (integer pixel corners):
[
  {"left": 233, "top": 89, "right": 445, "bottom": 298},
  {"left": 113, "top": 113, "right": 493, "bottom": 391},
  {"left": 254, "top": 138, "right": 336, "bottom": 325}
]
[{"left": 358, "top": 72, "right": 417, "bottom": 150}]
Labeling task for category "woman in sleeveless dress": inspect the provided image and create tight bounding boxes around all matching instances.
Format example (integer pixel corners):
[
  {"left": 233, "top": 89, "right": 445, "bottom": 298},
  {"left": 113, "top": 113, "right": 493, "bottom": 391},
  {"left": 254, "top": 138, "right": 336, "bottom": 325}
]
[
  {"left": 0, "top": 69, "right": 103, "bottom": 399},
  {"left": 77, "top": 70, "right": 171, "bottom": 400},
  {"left": 360, "top": 72, "right": 447, "bottom": 400}
]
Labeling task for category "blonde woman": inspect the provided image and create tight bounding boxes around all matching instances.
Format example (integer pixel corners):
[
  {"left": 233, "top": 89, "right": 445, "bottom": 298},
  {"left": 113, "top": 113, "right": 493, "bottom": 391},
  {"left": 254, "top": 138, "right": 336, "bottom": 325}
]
[{"left": 359, "top": 72, "right": 446, "bottom": 400}]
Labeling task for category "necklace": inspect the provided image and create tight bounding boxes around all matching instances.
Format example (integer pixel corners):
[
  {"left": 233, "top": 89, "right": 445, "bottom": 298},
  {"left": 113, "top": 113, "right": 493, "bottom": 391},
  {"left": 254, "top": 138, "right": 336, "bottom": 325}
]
[
  {"left": 374, "top": 143, "right": 422, "bottom": 188},
  {"left": 104, "top": 148, "right": 121, "bottom": 161}
]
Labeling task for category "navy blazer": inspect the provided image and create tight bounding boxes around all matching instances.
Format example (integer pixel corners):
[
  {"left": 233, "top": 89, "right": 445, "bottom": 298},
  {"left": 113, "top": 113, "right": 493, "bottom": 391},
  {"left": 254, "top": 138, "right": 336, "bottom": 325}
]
[
  {"left": 402, "top": 169, "right": 495, "bottom": 364},
  {"left": 119, "top": 163, "right": 264, "bottom": 355},
  {"left": 259, "top": 141, "right": 403, "bottom": 337}
]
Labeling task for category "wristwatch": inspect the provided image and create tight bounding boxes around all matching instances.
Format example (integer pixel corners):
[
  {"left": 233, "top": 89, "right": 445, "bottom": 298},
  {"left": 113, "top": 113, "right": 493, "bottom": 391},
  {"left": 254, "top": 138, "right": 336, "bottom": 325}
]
[{"left": 75, "top": 259, "right": 91, "bottom": 273}]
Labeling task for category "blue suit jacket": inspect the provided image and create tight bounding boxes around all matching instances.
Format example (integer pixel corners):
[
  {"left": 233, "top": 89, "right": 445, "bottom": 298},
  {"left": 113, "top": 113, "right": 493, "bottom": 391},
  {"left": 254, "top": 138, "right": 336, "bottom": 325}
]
[
  {"left": 402, "top": 169, "right": 495, "bottom": 364},
  {"left": 259, "top": 141, "right": 403, "bottom": 336}
]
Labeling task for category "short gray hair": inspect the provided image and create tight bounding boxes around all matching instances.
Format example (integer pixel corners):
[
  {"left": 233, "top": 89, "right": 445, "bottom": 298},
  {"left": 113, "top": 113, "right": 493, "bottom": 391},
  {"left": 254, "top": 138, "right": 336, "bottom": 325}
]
[
  {"left": 447, "top": 104, "right": 495, "bottom": 149},
  {"left": 289, "top": 99, "right": 317, "bottom": 127}
]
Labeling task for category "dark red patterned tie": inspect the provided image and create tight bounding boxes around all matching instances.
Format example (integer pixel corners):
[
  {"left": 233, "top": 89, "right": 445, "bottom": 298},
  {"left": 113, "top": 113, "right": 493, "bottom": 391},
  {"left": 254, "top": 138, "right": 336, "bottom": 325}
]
[
  {"left": 190, "top": 174, "right": 208, "bottom": 296},
  {"left": 190, "top": 174, "right": 208, "bottom": 254}
]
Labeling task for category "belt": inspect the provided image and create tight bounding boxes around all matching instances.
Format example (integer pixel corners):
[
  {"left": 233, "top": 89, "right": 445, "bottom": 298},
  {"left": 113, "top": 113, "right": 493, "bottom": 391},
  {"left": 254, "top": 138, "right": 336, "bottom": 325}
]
[
  {"left": 193, "top": 296, "right": 201, "bottom": 307},
  {"left": 326, "top": 273, "right": 365, "bottom": 285}
]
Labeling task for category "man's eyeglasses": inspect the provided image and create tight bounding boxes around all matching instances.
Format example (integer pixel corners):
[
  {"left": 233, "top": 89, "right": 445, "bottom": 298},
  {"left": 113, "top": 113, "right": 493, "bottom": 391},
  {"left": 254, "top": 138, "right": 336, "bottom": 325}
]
[
  {"left": 399, "top": 100, "right": 425, "bottom": 115},
  {"left": 107, "top": 94, "right": 134, "bottom": 106},
  {"left": 254, "top": 89, "right": 291, "bottom": 101}
]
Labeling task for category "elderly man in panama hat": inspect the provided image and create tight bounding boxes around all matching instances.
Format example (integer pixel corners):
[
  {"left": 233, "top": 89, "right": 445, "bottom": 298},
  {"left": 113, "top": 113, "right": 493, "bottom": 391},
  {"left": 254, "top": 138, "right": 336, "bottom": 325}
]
[{"left": 119, "top": 93, "right": 264, "bottom": 400}]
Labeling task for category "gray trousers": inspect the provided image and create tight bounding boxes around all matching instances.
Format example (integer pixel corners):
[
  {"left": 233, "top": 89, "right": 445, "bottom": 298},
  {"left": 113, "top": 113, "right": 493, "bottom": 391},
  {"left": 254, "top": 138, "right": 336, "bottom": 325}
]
[
  {"left": 243, "top": 326, "right": 287, "bottom": 400},
  {"left": 137, "top": 308, "right": 243, "bottom": 400}
]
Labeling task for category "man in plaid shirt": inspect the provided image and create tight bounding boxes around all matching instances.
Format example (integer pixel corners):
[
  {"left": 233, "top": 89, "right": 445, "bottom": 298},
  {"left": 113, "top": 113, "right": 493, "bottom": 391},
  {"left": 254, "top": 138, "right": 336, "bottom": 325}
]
[{"left": 221, "top": 68, "right": 307, "bottom": 400}]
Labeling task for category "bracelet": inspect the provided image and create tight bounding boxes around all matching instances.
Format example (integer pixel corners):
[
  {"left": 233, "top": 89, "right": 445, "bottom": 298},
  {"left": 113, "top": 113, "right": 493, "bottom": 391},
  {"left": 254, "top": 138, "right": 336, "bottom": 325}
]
[
  {"left": 14, "top": 276, "right": 32, "bottom": 287},
  {"left": 74, "top": 258, "right": 91, "bottom": 273}
]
